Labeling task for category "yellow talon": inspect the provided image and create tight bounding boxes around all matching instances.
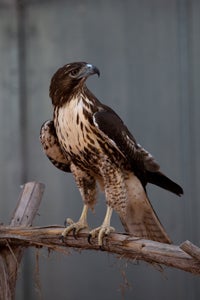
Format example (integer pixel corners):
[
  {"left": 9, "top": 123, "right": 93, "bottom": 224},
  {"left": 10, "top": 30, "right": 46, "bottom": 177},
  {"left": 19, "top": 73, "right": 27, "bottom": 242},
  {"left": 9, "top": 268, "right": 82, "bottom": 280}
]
[
  {"left": 62, "top": 205, "right": 89, "bottom": 239},
  {"left": 89, "top": 206, "right": 115, "bottom": 246}
]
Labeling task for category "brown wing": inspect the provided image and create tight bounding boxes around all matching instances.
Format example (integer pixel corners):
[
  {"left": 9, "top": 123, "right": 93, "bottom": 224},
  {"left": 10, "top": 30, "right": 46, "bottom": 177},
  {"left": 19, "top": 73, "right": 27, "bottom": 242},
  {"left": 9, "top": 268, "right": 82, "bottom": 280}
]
[
  {"left": 94, "top": 108, "right": 160, "bottom": 171},
  {"left": 40, "top": 120, "right": 71, "bottom": 172},
  {"left": 93, "top": 108, "right": 183, "bottom": 195}
]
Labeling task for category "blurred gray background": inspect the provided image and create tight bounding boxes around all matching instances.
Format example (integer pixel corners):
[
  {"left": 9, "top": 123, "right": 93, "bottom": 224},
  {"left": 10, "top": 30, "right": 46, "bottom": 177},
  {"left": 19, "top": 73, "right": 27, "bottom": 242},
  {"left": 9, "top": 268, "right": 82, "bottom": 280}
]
[{"left": 0, "top": 0, "right": 200, "bottom": 299}]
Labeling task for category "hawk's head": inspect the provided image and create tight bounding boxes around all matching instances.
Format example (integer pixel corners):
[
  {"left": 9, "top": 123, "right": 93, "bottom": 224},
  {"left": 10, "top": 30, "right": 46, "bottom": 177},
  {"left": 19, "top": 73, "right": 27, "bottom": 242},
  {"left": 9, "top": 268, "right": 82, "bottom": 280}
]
[{"left": 49, "top": 62, "right": 100, "bottom": 106}]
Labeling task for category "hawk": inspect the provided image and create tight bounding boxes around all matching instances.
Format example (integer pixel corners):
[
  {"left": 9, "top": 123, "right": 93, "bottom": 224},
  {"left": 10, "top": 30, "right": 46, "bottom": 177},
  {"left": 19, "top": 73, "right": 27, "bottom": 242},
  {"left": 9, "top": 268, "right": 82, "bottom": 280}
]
[{"left": 40, "top": 62, "right": 183, "bottom": 246}]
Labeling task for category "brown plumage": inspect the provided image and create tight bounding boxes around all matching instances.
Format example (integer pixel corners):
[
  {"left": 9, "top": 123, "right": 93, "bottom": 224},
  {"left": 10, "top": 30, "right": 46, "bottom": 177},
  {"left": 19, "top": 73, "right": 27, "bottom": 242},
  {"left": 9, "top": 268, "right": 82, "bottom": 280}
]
[{"left": 40, "top": 62, "right": 183, "bottom": 245}]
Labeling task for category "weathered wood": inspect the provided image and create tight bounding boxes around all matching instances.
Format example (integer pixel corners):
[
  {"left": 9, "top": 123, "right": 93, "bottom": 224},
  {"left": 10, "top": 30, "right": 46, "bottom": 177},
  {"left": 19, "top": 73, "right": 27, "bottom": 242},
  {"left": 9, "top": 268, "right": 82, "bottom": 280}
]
[
  {"left": 0, "top": 182, "right": 44, "bottom": 300},
  {"left": 10, "top": 182, "right": 45, "bottom": 227},
  {"left": 0, "top": 226, "right": 200, "bottom": 276},
  {"left": 180, "top": 240, "right": 200, "bottom": 262}
]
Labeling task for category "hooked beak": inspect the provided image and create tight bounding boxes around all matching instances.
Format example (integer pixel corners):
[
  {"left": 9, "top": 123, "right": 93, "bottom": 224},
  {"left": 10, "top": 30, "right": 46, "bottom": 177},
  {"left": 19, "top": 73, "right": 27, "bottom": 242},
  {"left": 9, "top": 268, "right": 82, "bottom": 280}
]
[{"left": 77, "top": 63, "right": 100, "bottom": 79}]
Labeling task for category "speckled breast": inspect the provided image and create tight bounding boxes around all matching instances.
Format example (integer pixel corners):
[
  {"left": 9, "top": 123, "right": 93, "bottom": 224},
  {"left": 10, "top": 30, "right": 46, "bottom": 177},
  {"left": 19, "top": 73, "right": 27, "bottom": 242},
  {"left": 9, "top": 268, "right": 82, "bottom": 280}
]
[
  {"left": 54, "top": 95, "right": 127, "bottom": 174},
  {"left": 54, "top": 97, "right": 101, "bottom": 170}
]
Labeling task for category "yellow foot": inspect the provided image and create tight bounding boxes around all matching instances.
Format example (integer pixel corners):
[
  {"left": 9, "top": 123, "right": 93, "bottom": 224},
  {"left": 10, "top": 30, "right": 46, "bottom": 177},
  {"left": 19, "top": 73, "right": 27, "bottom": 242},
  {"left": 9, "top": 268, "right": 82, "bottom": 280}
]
[
  {"left": 89, "top": 225, "right": 115, "bottom": 246},
  {"left": 62, "top": 218, "right": 89, "bottom": 240}
]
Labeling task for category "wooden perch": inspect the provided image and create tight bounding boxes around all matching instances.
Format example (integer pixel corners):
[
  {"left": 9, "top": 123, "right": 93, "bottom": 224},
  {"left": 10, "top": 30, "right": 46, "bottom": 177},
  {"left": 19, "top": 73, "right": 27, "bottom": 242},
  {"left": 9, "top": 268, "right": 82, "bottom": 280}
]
[
  {"left": 0, "top": 182, "right": 200, "bottom": 300},
  {"left": 0, "top": 182, "right": 44, "bottom": 300},
  {"left": 180, "top": 240, "right": 200, "bottom": 262},
  {"left": 0, "top": 226, "right": 200, "bottom": 275}
]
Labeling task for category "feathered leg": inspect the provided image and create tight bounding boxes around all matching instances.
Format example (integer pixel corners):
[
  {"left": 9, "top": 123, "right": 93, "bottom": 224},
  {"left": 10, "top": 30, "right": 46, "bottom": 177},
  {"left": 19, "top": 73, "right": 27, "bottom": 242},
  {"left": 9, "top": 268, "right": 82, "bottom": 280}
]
[
  {"left": 62, "top": 164, "right": 97, "bottom": 238},
  {"left": 89, "top": 157, "right": 127, "bottom": 246}
]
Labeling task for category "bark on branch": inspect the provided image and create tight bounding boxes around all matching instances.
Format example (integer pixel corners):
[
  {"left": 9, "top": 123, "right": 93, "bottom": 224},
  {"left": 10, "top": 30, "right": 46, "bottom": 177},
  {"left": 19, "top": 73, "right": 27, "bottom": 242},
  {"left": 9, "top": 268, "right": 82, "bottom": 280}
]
[
  {"left": 0, "top": 181, "right": 199, "bottom": 300},
  {"left": 0, "top": 182, "right": 44, "bottom": 300},
  {"left": 0, "top": 225, "right": 200, "bottom": 275}
]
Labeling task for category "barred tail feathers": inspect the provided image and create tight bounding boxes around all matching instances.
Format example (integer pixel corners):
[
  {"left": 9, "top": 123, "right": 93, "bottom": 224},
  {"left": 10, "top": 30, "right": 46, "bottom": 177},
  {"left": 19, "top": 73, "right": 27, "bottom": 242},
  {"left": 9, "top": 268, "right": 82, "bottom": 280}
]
[{"left": 119, "top": 172, "right": 171, "bottom": 244}]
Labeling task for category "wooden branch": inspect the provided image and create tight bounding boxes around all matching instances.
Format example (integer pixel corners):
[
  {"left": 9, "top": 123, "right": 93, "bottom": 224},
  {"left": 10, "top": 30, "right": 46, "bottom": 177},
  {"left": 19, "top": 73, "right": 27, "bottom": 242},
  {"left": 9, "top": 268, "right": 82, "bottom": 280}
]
[
  {"left": 0, "top": 181, "right": 199, "bottom": 300},
  {"left": 180, "top": 240, "right": 200, "bottom": 262},
  {"left": 0, "top": 182, "right": 44, "bottom": 300},
  {"left": 10, "top": 182, "right": 44, "bottom": 227},
  {"left": 0, "top": 226, "right": 200, "bottom": 275}
]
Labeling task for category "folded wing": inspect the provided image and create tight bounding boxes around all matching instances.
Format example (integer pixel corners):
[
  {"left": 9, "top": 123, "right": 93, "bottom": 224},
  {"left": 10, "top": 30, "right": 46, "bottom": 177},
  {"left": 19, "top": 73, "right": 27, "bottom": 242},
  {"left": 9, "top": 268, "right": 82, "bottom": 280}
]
[
  {"left": 40, "top": 120, "right": 71, "bottom": 172},
  {"left": 93, "top": 107, "right": 183, "bottom": 196}
]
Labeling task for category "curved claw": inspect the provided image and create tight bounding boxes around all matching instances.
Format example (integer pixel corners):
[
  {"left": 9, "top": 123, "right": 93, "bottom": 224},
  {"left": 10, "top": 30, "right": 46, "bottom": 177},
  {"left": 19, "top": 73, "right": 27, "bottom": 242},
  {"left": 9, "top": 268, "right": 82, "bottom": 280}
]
[
  {"left": 61, "top": 218, "right": 89, "bottom": 241},
  {"left": 89, "top": 225, "right": 115, "bottom": 246},
  {"left": 60, "top": 235, "right": 65, "bottom": 243},
  {"left": 88, "top": 233, "right": 92, "bottom": 244},
  {"left": 72, "top": 227, "right": 78, "bottom": 239},
  {"left": 98, "top": 226, "right": 115, "bottom": 246}
]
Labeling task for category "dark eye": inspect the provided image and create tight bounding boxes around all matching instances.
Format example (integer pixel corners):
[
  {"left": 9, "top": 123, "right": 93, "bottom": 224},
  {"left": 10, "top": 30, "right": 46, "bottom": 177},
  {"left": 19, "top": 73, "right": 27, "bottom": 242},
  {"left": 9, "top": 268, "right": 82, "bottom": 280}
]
[{"left": 69, "top": 68, "right": 79, "bottom": 77}]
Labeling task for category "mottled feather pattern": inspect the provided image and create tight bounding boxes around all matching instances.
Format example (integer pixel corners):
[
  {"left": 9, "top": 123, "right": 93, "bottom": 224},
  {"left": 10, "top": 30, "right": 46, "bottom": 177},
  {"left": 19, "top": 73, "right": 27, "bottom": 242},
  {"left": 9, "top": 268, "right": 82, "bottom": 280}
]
[
  {"left": 40, "top": 62, "right": 183, "bottom": 244},
  {"left": 40, "top": 120, "right": 71, "bottom": 172}
]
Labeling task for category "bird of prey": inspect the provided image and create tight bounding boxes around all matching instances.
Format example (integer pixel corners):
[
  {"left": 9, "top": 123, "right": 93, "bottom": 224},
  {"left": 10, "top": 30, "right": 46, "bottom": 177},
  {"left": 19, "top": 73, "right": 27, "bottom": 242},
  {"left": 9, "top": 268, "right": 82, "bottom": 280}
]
[{"left": 40, "top": 62, "right": 183, "bottom": 246}]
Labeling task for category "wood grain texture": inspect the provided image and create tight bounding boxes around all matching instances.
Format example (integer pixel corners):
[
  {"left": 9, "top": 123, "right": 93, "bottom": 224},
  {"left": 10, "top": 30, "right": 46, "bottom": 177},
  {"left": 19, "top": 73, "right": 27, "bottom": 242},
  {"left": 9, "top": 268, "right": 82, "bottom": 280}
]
[
  {"left": 180, "top": 240, "right": 200, "bottom": 262},
  {"left": 0, "top": 182, "right": 44, "bottom": 300},
  {"left": 0, "top": 227, "right": 200, "bottom": 275}
]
